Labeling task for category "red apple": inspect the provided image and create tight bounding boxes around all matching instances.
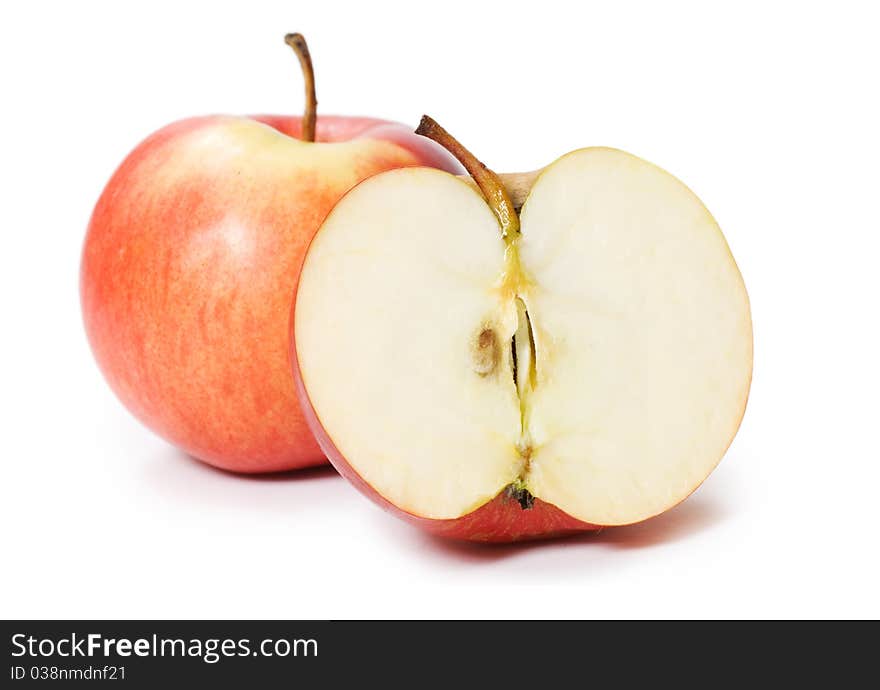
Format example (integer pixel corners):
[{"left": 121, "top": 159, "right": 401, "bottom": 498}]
[
  {"left": 80, "top": 35, "right": 461, "bottom": 473},
  {"left": 292, "top": 116, "right": 752, "bottom": 541}
]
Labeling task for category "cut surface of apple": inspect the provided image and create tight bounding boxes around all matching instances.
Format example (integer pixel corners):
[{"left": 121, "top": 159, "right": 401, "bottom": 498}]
[{"left": 294, "top": 144, "right": 752, "bottom": 537}]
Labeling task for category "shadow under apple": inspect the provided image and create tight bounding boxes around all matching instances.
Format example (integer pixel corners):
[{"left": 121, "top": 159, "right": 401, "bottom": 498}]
[{"left": 140, "top": 446, "right": 343, "bottom": 517}]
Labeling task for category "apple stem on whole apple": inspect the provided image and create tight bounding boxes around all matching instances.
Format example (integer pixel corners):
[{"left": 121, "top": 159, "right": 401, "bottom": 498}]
[{"left": 284, "top": 33, "right": 318, "bottom": 142}]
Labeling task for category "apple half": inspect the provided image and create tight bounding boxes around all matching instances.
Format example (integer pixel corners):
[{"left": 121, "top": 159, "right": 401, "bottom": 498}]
[{"left": 292, "top": 117, "right": 752, "bottom": 541}]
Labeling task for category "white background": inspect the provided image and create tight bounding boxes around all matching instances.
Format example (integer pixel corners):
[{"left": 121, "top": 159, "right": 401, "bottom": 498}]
[{"left": 2, "top": 0, "right": 878, "bottom": 619}]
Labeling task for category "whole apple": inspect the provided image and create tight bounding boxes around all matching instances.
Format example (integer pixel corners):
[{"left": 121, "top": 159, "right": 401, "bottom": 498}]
[{"left": 80, "top": 35, "right": 461, "bottom": 472}]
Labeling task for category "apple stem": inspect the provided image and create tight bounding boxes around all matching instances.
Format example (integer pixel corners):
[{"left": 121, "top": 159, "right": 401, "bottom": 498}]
[
  {"left": 284, "top": 33, "right": 318, "bottom": 143},
  {"left": 415, "top": 116, "right": 520, "bottom": 239}
]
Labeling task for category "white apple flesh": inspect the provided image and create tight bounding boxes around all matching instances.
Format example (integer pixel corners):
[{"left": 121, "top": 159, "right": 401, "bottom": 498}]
[{"left": 293, "top": 141, "right": 752, "bottom": 540}]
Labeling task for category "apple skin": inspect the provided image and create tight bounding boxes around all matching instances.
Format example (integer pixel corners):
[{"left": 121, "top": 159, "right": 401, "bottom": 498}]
[
  {"left": 81, "top": 114, "right": 462, "bottom": 473},
  {"left": 289, "top": 286, "right": 601, "bottom": 542}
]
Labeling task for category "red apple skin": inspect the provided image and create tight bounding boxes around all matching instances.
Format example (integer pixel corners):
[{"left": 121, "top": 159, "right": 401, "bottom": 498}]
[
  {"left": 289, "top": 301, "right": 601, "bottom": 542},
  {"left": 81, "top": 115, "right": 462, "bottom": 473}
]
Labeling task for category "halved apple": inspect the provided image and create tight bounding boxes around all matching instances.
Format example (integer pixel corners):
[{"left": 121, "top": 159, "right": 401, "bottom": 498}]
[{"left": 292, "top": 117, "right": 752, "bottom": 541}]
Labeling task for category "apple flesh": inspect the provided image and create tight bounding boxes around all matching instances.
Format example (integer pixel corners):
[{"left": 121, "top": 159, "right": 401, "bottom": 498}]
[
  {"left": 293, "top": 141, "right": 752, "bottom": 540},
  {"left": 81, "top": 114, "right": 461, "bottom": 472}
]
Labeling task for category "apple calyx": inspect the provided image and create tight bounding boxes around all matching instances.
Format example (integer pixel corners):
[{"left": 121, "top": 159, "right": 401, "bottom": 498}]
[
  {"left": 416, "top": 115, "right": 537, "bottom": 510},
  {"left": 284, "top": 33, "right": 318, "bottom": 142},
  {"left": 505, "top": 479, "right": 535, "bottom": 510}
]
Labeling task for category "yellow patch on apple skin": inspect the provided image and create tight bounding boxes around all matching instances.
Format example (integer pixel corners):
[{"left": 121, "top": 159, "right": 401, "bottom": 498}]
[{"left": 146, "top": 116, "right": 418, "bottom": 192}]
